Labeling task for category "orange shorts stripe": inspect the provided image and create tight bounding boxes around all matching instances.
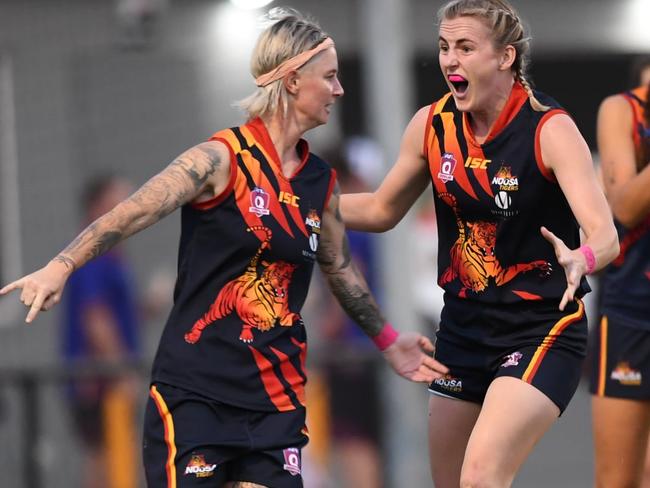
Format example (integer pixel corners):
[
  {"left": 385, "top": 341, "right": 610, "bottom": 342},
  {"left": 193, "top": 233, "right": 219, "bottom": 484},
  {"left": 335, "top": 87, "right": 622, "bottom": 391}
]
[
  {"left": 522, "top": 299, "right": 585, "bottom": 383},
  {"left": 150, "top": 385, "right": 177, "bottom": 488},
  {"left": 597, "top": 316, "right": 609, "bottom": 396}
]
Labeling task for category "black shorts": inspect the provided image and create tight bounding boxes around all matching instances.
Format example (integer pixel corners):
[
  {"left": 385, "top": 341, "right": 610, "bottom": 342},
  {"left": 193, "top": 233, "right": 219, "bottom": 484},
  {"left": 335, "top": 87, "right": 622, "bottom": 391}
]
[
  {"left": 429, "top": 297, "right": 588, "bottom": 414},
  {"left": 590, "top": 315, "right": 650, "bottom": 399},
  {"left": 143, "top": 383, "right": 308, "bottom": 487}
]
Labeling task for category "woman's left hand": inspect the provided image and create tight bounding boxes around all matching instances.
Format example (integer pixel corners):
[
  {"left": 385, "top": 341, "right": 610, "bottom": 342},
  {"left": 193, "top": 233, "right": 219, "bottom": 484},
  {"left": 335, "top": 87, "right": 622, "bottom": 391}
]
[
  {"left": 541, "top": 226, "right": 588, "bottom": 311},
  {"left": 382, "top": 332, "right": 449, "bottom": 383}
]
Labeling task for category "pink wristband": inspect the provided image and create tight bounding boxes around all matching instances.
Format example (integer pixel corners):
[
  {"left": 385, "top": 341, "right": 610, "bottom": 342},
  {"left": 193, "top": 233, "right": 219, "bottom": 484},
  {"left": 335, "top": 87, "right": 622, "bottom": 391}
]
[
  {"left": 373, "top": 323, "right": 399, "bottom": 351},
  {"left": 579, "top": 245, "right": 596, "bottom": 274}
]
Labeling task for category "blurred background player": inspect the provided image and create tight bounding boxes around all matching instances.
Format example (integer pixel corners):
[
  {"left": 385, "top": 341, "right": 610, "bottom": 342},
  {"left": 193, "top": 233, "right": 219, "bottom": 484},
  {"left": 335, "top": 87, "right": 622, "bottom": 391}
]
[
  {"left": 590, "top": 56, "right": 650, "bottom": 488},
  {"left": 62, "top": 174, "right": 141, "bottom": 488}
]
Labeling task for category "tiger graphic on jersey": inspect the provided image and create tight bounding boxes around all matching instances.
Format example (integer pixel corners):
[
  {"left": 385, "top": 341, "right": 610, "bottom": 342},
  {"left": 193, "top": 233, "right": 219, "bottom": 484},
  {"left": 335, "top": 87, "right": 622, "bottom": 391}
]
[
  {"left": 438, "top": 193, "right": 551, "bottom": 297},
  {"left": 184, "top": 226, "right": 300, "bottom": 344}
]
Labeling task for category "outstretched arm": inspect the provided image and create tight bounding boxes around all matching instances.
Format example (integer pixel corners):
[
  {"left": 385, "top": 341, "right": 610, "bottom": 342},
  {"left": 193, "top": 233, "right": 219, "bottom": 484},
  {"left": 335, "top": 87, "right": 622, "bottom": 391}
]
[
  {"left": 539, "top": 113, "right": 619, "bottom": 310},
  {"left": 339, "top": 106, "right": 431, "bottom": 232},
  {"left": 0, "top": 140, "right": 231, "bottom": 322},
  {"left": 317, "top": 182, "right": 448, "bottom": 383}
]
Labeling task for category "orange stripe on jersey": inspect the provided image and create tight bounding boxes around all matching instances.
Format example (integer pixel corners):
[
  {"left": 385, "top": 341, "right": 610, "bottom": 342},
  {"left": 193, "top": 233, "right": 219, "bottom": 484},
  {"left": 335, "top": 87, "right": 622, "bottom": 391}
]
[
  {"left": 211, "top": 129, "right": 243, "bottom": 154},
  {"left": 511, "top": 290, "right": 543, "bottom": 300},
  {"left": 270, "top": 346, "right": 306, "bottom": 406},
  {"left": 467, "top": 145, "right": 494, "bottom": 198},
  {"left": 232, "top": 169, "right": 265, "bottom": 239},
  {"left": 149, "top": 386, "right": 177, "bottom": 488},
  {"left": 272, "top": 176, "right": 308, "bottom": 237},
  {"left": 427, "top": 142, "right": 446, "bottom": 195},
  {"left": 248, "top": 346, "right": 295, "bottom": 411},
  {"left": 482, "top": 82, "right": 528, "bottom": 143},
  {"left": 241, "top": 125, "right": 309, "bottom": 237},
  {"left": 624, "top": 86, "right": 648, "bottom": 152},
  {"left": 246, "top": 117, "right": 312, "bottom": 179},
  {"left": 441, "top": 112, "right": 478, "bottom": 200},
  {"left": 426, "top": 96, "right": 453, "bottom": 194},
  {"left": 238, "top": 149, "right": 295, "bottom": 238},
  {"left": 422, "top": 101, "right": 440, "bottom": 159},
  {"left": 291, "top": 337, "right": 307, "bottom": 373},
  {"left": 433, "top": 95, "right": 451, "bottom": 116},
  {"left": 534, "top": 109, "right": 567, "bottom": 183},
  {"left": 597, "top": 316, "right": 609, "bottom": 396},
  {"left": 521, "top": 299, "right": 584, "bottom": 383}
]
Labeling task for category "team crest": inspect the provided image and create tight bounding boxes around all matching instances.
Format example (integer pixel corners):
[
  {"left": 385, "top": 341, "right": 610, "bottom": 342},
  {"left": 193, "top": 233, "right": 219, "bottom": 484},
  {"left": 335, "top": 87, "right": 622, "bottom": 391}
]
[
  {"left": 184, "top": 454, "right": 217, "bottom": 478},
  {"left": 433, "top": 374, "right": 463, "bottom": 392},
  {"left": 249, "top": 187, "right": 270, "bottom": 217},
  {"left": 501, "top": 351, "right": 523, "bottom": 368},
  {"left": 438, "top": 153, "right": 457, "bottom": 183},
  {"left": 283, "top": 448, "right": 301, "bottom": 476},
  {"left": 491, "top": 166, "right": 519, "bottom": 191},
  {"left": 611, "top": 362, "right": 642, "bottom": 386},
  {"left": 305, "top": 209, "right": 321, "bottom": 234}
]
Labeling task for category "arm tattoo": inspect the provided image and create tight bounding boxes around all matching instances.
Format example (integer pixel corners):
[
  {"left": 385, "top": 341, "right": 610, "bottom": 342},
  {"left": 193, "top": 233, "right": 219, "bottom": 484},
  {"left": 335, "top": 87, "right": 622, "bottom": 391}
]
[
  {"left": 60, "top": 143, "right": 223, "bottom": 267},
  {"left": 131, "top": 144, "right": 222, "bottom": 221},
  {"left": 328, "top": 275, "right": 385, "bottom": 337},
  {"left": 52, "top": 254, "right": 77, "bottom": 272},
  {"left": 317, "top": 182, "right": 385, "bottom": 337}
]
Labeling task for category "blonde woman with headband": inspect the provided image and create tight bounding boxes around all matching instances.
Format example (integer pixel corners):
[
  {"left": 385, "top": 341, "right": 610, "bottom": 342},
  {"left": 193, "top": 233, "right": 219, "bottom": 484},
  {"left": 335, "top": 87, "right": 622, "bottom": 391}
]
[
  {"left": 340, "top": 0, "right": 618, "bottom": 486},
  {"left": 0, "top": 8, "right": 448, "bottom": 488}
]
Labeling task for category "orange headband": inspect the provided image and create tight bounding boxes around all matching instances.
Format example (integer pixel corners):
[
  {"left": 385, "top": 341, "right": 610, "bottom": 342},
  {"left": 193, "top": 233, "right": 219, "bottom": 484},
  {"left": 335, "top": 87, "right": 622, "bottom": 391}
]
[{"left": 255, "top": 37, "right": 335, "bottom": 87}]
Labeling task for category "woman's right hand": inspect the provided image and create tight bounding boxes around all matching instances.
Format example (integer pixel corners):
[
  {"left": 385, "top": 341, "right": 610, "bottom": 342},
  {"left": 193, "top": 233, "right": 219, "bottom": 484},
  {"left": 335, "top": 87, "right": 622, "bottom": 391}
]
[{"left": 0, "top": 258, "right": 73, "bottom": 323}]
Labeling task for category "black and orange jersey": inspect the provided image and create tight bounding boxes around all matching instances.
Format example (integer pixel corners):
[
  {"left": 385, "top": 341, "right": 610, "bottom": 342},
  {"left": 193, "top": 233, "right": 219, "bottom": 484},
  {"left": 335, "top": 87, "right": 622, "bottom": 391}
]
[
  {"left": 601, "top": 85, "right": 650, "bottom": 330},
  {"left": 424, "top": 82, "right": 589, "bottom": 305},
  {"left": 150, "top": 117, "right": 336, "bottom": 412}
]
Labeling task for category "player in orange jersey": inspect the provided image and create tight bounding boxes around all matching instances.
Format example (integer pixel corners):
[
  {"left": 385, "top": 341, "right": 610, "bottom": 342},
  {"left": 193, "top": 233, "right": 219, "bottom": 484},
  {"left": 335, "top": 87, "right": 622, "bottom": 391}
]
[
  {"left": 340, "top": 1, "right": 618, "bottom": 487},
  {"left": 590, "top": 56, "right": 650, "bottom": 488},
  {"left": 0, "top": 8, "right": 447, "bottom": 488}
]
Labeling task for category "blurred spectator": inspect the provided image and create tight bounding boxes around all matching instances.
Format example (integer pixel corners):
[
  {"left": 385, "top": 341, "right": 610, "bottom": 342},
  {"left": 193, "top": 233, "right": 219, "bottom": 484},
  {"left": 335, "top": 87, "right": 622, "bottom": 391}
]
[
  {"left": 115, "top": 0, "right": 167, "bottom": 49},
  {"left": 410, "top": 192, "right": 445, "bottom": 332},
  {"left": 304, "top": 145, "right": 384, "bottom": 488},
  {"left": 61, "top": 175, "right": 140, "bottom": 488}
]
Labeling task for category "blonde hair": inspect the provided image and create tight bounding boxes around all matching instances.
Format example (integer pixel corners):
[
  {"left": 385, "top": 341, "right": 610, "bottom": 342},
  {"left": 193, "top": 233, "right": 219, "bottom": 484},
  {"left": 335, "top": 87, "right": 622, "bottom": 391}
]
[
  {"left": 236, "top": 8, "right": 329, "bottom": 120},
  {"left": 437, "top": 0, "right": 550, "bottom": 112}
]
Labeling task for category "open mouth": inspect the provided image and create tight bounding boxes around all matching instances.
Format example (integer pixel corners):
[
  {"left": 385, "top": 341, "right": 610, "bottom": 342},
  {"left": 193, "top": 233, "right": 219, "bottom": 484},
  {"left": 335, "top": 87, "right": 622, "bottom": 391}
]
[{"left": 448, "top": 74, "right": 469, "bottom": 95}]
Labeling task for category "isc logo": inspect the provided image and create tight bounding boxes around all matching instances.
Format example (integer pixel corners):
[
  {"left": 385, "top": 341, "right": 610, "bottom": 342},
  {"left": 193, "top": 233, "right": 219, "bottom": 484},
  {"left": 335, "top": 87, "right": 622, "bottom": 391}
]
[
  {"left": 279, "top": 191, "right": 300, "bottom": 207},
  {"left": 464, "top": 157, "right": 491, "bottom": 169}
]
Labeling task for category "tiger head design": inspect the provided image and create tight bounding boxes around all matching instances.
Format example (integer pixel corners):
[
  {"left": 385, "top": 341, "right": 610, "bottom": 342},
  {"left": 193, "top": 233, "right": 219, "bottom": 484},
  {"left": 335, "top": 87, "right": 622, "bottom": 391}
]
[
  {"left": 185, "top": 226, "right": 302, "bottom": 344},
  {"left": 261, "top": 260, "right": 297, "bottom": 300},
  {"left": 466, "top": 221, "right": 497, "bottom": 263},
  {"left": 438, "top": 192, "right": 551, "bottom": 298}
]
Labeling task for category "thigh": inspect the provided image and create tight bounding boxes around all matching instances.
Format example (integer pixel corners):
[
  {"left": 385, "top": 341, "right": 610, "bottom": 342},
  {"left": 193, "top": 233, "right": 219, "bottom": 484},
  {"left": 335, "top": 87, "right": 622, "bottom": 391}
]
[
  {"left": 462, "top": 377, "right": 559, "bottom": 488},
  {"left": 592, "top": 395, "right": 650, "bottom": 488},
  {"left": 428, "top": 394, "right": 481, "bottom": 488}
]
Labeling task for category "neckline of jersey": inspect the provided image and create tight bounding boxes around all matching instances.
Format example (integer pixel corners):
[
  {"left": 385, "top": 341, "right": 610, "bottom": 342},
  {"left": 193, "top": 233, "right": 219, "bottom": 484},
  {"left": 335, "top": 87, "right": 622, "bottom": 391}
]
[
  {"left": 246, "top": 117, "right": 311, "bottom": 181},
  {"left": 463, "top": 81, "right": 528, "bottom": 147}
]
